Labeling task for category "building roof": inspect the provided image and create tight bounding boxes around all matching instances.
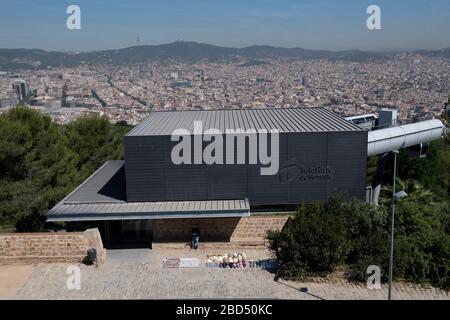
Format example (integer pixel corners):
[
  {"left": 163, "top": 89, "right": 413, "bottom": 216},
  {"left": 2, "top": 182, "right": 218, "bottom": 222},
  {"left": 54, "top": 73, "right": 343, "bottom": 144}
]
[
  {"left": 47, "top": 160, "right": 250, "bottom": 221},
  {"left": 47, "top": 199, "right": 250, "bottom": 222},
  {"left": 63, "top": 160, "right": 126, "bottom": 204},
  {"left": 127, "top": 107, "right": 362, "bottom": 136}
]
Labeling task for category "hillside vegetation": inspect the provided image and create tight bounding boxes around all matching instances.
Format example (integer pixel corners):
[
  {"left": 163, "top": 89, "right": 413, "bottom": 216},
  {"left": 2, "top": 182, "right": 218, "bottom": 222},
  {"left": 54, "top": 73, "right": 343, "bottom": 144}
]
[{"left": 0, "top": 107, "right": 131, "bottom": 230}]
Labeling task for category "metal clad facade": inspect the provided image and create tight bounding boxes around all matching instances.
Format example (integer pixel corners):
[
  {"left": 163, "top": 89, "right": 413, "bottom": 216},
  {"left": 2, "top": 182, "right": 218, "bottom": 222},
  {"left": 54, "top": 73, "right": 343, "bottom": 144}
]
[
  {"left": 125, "top": 108, "right": 368, "bottom": 205},
  {"left": 285, "top": 133, "right": 328, "bottom": 203},
  {"left": 247, "top": 134, "right": 288, "bottom": 205},
  {"left": 327, "top": 132, "right": 368, "bottom": 199},
  {"left": 124, "top": 136, "right": 168, "bottom": 201}
]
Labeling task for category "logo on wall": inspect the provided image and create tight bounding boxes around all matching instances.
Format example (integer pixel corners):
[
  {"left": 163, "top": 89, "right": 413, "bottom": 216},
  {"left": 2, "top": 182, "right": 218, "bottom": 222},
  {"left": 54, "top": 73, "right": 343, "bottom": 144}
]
[{"left": 278, "top": 159, "right": 334, "bottom": 183}]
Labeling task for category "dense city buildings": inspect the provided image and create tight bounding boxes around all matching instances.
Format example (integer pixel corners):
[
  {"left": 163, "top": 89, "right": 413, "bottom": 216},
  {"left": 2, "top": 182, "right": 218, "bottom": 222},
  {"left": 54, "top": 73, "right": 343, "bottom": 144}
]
[{"left": 0, "top": 52, "right": 449, "bottom": 124}]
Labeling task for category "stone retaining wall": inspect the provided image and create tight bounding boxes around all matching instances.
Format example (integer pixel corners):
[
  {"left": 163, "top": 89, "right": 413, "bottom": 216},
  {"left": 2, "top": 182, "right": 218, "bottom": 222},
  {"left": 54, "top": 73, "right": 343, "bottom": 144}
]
[
  {"left": 230, "top": 215, "right": 290, "bottom": 240},
  {"left": 0, "top": 228, "right": 106, "bottom": 265},
  {"left": 153, "top": 215, "right": 290, "bottom": 243}
]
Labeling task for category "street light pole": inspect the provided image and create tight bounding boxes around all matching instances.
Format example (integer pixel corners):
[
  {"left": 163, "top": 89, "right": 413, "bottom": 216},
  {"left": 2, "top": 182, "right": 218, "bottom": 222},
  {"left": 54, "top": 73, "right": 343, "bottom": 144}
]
[{"left": 388, "top": 150, "right": 399, "bottom": 300}]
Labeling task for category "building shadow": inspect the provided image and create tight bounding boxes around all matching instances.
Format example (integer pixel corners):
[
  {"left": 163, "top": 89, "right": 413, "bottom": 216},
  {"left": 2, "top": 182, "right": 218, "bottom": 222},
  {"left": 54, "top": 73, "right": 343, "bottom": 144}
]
[
  {"left": 104, "top": 241, "right": 152, "bottom": 250},
  {"left": 98, "top": 165, "right": 127, "bottom": 201}
]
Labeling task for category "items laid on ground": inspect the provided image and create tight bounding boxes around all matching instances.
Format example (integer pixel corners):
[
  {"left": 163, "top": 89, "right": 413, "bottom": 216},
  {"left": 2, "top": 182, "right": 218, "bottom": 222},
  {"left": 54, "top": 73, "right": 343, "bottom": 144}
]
[
  {"left": 162, "top": 253, "right": 277, "bottom": 270},
  {"left": 180, "top": 257, "right": 200, "bottom": 268},
  {"left": 162, "top": 258, "right": 180, "bottom": 268},
  {"left": 205, "top": 253, "right": 248, "bottom": 268},
  {"left": 162, "top": 257, "right": 200, "bottom": 268},
  {"left": 205, "top": 253, "right": 277, "bottom": 270}
]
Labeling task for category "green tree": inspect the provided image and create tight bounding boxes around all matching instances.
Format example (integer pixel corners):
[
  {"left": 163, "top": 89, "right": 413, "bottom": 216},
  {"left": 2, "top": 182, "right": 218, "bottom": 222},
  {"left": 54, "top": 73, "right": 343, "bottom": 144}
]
[
  {"left": 0, "top": 107, "right": 131, "bottom": 231},
  {"left": 0, "top": 107, "right": 79, "bottom": 229},
  {"left": 398, "top": 137, "right": 450, "bottom": 200}
]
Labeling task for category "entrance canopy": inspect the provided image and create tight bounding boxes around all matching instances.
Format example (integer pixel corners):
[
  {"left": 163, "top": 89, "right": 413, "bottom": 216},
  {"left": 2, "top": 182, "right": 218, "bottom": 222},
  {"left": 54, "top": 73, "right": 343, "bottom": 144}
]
[{"left": 47, "top": 161, "right": 250, "bottom": 222}]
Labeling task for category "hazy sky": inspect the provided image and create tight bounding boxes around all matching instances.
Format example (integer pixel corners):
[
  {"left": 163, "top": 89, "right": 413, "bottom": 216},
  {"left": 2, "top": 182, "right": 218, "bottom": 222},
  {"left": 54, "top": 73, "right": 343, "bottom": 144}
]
[{"left": 1, "top": 0, "right": 449, "bottom": 52}]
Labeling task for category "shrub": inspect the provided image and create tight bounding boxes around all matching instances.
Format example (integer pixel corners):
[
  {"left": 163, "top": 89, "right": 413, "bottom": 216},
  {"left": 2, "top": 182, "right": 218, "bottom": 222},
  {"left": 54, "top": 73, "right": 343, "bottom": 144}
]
[
  {"left": 269, "top": 195, "right": 450, "bottom": 290},
  {"left": 393, "top": 200, "right": 450, "bottom": 288},
  {"left": 268, "top": 197, "right": 351, "bottom": 279}
]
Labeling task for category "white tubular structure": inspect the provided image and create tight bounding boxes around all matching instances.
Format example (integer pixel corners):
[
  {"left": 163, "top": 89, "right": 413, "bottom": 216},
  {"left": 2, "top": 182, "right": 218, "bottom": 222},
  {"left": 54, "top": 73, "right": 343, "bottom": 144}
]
[{"left": 367, "top": 119, "right": 445, "bottom": 156}]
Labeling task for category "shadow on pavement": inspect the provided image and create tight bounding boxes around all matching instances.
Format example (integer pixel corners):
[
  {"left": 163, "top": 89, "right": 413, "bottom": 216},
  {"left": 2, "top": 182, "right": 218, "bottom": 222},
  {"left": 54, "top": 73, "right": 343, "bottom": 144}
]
[{"left": 275, "top": 280, "right": 326, "bottom": 300}]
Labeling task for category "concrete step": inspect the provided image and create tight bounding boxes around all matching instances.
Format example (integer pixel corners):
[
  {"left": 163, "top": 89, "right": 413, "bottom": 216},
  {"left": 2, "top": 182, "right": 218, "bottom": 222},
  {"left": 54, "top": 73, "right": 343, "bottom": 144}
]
[
  {"left": 152, "top": 239, "right": 268, "bottom": 250},
  {"left": 229, "top": 238, "right": 269, "bottom": 246}
]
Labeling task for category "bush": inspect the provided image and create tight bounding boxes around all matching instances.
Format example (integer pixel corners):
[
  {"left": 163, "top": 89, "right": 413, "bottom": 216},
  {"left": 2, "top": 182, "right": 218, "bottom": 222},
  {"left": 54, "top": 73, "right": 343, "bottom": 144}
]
[
  {"left": 393, "top": 200, "right": 450, "bottom": 289},
  {"left": 268, "top": 197, "right": 351, "bottom": 279},
  {"left": 269, "top": 195, "right": 450, "bottom": 290},
  {"left": 343, "top": 199, "right": 390, "bottom": 282}
]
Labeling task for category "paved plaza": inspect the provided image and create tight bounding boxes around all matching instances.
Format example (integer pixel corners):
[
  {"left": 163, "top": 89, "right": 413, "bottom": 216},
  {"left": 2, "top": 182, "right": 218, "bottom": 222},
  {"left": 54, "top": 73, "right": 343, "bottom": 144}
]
[{"left": 3, "top": 249, "right": 448, "bottom": 300}]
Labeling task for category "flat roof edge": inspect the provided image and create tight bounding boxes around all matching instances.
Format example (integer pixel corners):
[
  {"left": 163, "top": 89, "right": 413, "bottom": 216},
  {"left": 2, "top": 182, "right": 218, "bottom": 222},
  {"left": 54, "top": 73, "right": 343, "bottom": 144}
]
[{"left": 46, "top": 210, "right": 251, "bottom": 222}]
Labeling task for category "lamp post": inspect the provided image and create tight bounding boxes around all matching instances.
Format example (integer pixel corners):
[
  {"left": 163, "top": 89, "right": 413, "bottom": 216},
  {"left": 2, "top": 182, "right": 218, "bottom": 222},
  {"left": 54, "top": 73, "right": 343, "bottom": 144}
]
[{"left": 388, "top": 150, "right": 399, "bottom": 300}]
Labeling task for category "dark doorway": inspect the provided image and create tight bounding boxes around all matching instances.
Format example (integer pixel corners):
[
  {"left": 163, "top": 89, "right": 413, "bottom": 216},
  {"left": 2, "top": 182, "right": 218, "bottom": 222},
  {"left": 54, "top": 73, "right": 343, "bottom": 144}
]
[{"left": 103, "top": 220, "right": 153, "bottom": 249}]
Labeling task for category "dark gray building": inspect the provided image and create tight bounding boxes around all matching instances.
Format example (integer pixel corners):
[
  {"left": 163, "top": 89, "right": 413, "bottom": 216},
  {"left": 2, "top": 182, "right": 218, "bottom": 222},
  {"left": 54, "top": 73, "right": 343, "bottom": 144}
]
[
  {"left": 47, "top": 107, "right": 368, "bottom": 244},
  {"left": 124, "top": 108, "right": 367, "bottom": 205}
]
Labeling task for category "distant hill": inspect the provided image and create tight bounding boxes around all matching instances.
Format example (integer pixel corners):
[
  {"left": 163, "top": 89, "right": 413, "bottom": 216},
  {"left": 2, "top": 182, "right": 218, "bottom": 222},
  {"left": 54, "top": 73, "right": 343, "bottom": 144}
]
[
  {"left": 0, "top": 48, "right": 81, "bottom": 70},
  {"left": 0, "top": 41, "right": 448, "bottom": 70},
  {"left": 416, "top": 47, "right": 450, "bottom": 59}
]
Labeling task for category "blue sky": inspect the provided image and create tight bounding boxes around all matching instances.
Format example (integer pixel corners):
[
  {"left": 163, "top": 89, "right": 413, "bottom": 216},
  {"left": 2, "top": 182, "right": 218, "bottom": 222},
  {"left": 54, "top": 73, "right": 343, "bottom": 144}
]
[{"left": 1, "top": 0, "right": 449, "bottom": 51}]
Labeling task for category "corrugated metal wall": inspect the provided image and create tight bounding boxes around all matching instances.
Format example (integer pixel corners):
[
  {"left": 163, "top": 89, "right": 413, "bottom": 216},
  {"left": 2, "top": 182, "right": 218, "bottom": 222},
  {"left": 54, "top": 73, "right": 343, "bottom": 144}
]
[{"left": 124, "top": 131, "right": 367, "bottom": 205}]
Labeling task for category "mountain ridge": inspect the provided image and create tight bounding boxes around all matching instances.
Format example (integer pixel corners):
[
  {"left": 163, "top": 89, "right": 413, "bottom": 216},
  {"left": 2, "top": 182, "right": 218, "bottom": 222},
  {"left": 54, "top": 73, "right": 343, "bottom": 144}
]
[{"left": 1, "top": 41, "right": 449, "bottom": 70}]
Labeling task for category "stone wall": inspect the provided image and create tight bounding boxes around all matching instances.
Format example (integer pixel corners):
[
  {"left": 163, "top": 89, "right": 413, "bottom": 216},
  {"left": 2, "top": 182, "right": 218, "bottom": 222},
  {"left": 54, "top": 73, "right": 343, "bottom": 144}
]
[
  {"left": 230, "top": 215, "right": 290, "bottom": 240},
  {"left": 153, "top": 218, "right": 240, "bottom": 241},
  {"left": 152, "top": 215, "right": 290, "bottom": 243},
  {"left": 0, "top": 228, "right": 106, "bottom": 264}
]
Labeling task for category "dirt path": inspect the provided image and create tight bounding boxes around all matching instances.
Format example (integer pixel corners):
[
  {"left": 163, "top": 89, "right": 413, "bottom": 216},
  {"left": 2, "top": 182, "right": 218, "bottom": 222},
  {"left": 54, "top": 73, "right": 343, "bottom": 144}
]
[{"left": 0, "top": 264, "right": 34, "bottom": 299}]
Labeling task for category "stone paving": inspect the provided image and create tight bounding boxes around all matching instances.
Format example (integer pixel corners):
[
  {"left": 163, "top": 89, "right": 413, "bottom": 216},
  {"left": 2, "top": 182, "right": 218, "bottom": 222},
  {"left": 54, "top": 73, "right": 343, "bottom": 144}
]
[{"left": 15, "top": 249, "right": 450, "bottom": 300}]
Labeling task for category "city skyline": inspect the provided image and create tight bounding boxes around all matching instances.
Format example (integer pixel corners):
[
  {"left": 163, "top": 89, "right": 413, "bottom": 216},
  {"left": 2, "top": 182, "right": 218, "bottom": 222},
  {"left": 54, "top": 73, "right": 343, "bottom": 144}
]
[{"left": 1, "top": 0, "right": 450, "bottom": 52}]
